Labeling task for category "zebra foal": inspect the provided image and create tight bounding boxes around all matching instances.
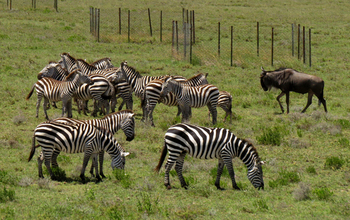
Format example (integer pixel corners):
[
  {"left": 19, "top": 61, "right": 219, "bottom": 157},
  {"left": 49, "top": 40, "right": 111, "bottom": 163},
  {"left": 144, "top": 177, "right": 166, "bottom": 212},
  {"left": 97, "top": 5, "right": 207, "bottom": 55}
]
[
  {"left": 208, "top": 90, "right": 233, "bottom": 123},
  {"left": 159, "top": 76, "right": 219, "bottom": 125},
  {"left": 28, "top": 121, "right": 130, "bottom": 182},
  {"left": 26, "top": 70, "right": 92, "bottom": 120},
  {"left": 155, "top": 123, "right": 265, "bottom": 190}
]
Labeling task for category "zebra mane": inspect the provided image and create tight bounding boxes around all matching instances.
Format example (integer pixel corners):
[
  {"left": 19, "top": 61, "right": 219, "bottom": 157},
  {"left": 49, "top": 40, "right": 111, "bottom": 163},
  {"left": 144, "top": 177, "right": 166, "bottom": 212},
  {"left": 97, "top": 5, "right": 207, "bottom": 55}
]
[
  {"left": 186, "top": 73, "right": 208, "bottom": 81},
  {"left": 90, "top": 57, "right": 111, "bottom": 65},
  {"left": 76, "top": 59, "right": 97, "bottom": 69},
  {"left": 243, "top": 139, "right": 261, "bottom": 162},
  {"left": 102, "top": 109, "right": 134, "bottom": 119},
  {"left": 65, "top": 69, "right": 80, "bottom": 80}
]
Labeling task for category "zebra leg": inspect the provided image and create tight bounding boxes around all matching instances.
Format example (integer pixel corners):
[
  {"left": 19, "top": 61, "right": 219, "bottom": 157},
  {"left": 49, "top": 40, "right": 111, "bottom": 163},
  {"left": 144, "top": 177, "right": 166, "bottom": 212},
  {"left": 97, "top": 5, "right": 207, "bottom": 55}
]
[
  {"left": 92, "top": 153, "right": 102, "bottom": 183},
  {"left": 67, "top": 100, "right": 73, "bottom": 118},
  {"left": 223, "top": 158, "right": 240, "bottom": 190},
  {"left": 180, "top": 105, "right": 191, "bottom": 123},
  {"left": 98, "top": 151, "right": 105, "bottom": 178},
  {"left": 176, "top": 106, "right": 182, "bottom": 116},
  {"left": 50, "top": 149, "right": 61, "bottom": 168},
  {"left": 164, "top": 160, "right": 176, "bottom": 190},
  {"left": 42, "top": 149, "right": 55, "bottom": 180},
  {"left": 89, "top": 156, "right": 96, "bottom": 177},
  {"left": 37, "top": 151, "right": 44, "bottom": 178},
  {"left": 208, "top": 103, "right": 217, "bottom": 125},
  {"left": 148, "top": 103, "right": 156, "bottom": 127},
  {"left": 175, "top": 152, "right": 188, "bottom": 189},
  {"left": 43, "top": 98, "right": 50, "bottom": 120},
  {"left": 80, "top": 151, "right": 92, "bottom": 183},
  {"left": 36, "top": 94, "right": 42, "bottom": 118},
  {"left": 215, "top": 158, "right": 225, "bottom": 190}
]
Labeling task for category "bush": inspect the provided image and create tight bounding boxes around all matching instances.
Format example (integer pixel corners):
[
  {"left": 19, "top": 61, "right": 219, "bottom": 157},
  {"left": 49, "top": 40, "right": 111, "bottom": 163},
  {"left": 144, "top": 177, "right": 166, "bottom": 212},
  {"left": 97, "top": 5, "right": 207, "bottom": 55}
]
[
  {"left": 293, "top": 182, "right": 310, "bottom": 201},
  {"left": 257, "top": 127, "right": 282, "bottom": 146},
  {"left": 306, "top": 166, "right": 317, "bottom": 174},
  {"left": 0, "top": 187, "right": 15, "bottom": 203},
  {"left": 253, "top": 198, "right": 269, "bottom": 211},
  {"left": 338, "top": 137, "right": 350, "bottom": 148},
  {"left": 113, "top": 169, "right": 132, "bottom": 189},
  {"left": 269, "top": 170, "right": 301, "bottom": 188},
  {"left": 313, "top": 187, "right": 333, "bottom": 200},
  {"left": 324, "top": 156, "right": 344, "bottom": 170}
]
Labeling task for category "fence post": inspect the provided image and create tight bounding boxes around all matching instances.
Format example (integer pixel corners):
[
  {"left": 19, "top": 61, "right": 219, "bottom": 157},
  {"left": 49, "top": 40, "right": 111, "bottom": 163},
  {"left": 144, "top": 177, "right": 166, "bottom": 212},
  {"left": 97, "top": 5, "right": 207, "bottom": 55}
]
[
  {"left": 148, "top": 8, "right": 152, "bottom": 37},
  {"left": 184, "top": 22, "right": 187, "bottom": 60},
  {"left": 128, "top": 10, "right": 130, "bottom": 43},
  {"left": 303, "top": 26, "right": 305, "bottom": 64},
  {"left": 309, "top": 28, "right": 312, "bottom": 67},
  {"left": 271, "top": 27, "right": 274, "bottom": 66},
  {"left": 54, "top": 0, "right": 58, "bottom": 12},
  {"left": 257, "top": 22, "right": 259, "bottom": 56},
  {"left": 119, "top": 8, "right": 121, "bottom": 35},
  {"left": 292, "top": 23, "right": 294, "bottom": 57},
  {"left": 190, "top": 20, "right": 193, "bottom": 64},
  {"left": 160, "top": 11, "right": 162, "bottom": 42},
  {"left": 9, "top": 0, "right": 12, "bottom": 10},
  {"left": 176, "top": 21, "right": 179, "bottom": 53},
  {"left": 97, "top": 9, "right": 100, "bottom": 42},
  {"left": 218, "top": 22, "right": 220, "bottom": 57},
  {"left": 172, "top": 21, "right": 175, "bottom": 55},
  {"left": 298, "top": 24, "right": 300, "bottom": 60},
  {"left": 90, "top": 7, "right": 93, "bottom": 34},
  {"left": 231, "top": 26, "right": 233, "bottom": 66},
  {"left": 192, "top": 10, "right": 195, "bottom": 44}
]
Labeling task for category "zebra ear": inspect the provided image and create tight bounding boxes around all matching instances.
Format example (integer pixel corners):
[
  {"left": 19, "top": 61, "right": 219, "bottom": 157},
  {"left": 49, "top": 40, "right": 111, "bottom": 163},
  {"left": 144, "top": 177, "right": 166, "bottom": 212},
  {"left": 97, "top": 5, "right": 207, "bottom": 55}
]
[
  {"left": 121, "top": 152, "right": 130, "bottom": 157},
  {"left": 259, "top": 161, "right": 265, "bottom": 165}
]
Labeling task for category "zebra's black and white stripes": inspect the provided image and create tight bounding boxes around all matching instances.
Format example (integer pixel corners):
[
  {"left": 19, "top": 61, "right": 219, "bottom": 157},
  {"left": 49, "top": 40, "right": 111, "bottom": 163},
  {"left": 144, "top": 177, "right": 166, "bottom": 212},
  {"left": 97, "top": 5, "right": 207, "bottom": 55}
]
[
  {"left": 28, "top": 121, "right": 130, "bottom": 182},
  {"left": 26, "top": 70, "right": 92, "bottom": 120},
  {"left": 160, "top": 76, "right": 219, "bottom": 125},
  {"left": 155, "top": 123, "right": 264, "bottom": 190}
]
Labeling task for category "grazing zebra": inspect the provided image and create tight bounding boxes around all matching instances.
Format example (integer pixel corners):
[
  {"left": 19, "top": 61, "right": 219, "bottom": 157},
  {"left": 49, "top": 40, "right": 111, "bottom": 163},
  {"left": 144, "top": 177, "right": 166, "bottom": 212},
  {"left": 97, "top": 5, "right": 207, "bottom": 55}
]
[
  {"left": 142, "top": 73, "right": 209, "bottom": 126},
  {"left": 26, "top": 70, "right": 92, "bottom": 120},
  {"left": 36, "top": 110, "right": 135, "bottom": 178},
  {"left": 155, "top": 123, "right": 265, "bottom": 190},
  {"left": 159, "top": 76, "right": 219, "bottom": 125},
  {"left": 208, "top": 90, "right": 233, "bottom": 123},
  {"left": 28, "top": 121, "right": 130, "bottom": 182}
]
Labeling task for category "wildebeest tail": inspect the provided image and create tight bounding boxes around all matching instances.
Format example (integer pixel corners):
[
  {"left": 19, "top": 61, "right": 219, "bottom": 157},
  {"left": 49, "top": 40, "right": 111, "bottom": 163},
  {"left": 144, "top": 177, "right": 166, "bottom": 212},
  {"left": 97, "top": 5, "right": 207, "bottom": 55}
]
[{"left": 154, "top": 142, "right": 168, "bottom": 173}]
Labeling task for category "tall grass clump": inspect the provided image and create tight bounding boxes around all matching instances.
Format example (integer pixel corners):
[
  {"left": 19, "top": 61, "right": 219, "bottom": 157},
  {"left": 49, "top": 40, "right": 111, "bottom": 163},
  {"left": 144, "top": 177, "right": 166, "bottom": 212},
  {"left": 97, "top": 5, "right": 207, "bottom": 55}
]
[
  {"left": 257, "top": 126, "right": 282, "bottom": 146},
  {"left": 293, "top": 182, "right": 311, "bottom": 201},
  {"left": 113, "top": 169, "right": 132, "bottom": 188},
  {"left": 136, "top": 191, "right": 159, "bottom": 214},
  {"left": 0, "top": 187, "right": 15, "bottom": 203},
  {"left": 324, "top": 156, "right": 345, "bottom": 170},
  {"left": 269, "top": 170, "right": 301, "bottom": 189},
  {"left": 313, "top": 187, "right": 333, "bottom": 200}
]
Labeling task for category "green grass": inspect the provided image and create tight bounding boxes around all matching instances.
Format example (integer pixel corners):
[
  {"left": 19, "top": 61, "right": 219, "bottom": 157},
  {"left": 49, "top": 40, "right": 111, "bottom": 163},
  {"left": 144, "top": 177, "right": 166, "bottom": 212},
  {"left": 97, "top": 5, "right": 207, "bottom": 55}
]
[{"left": 1, "top": 0, "right": 350, "bottom": 219}]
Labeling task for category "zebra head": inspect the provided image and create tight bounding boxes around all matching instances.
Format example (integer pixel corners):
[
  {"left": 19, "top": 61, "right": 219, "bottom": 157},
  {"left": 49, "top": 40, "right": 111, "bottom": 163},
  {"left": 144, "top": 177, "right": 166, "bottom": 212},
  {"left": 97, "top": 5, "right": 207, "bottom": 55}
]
[
  {"left": 37, "top": 62, "right": 59, "bottom": 79},
  {"left": 247, "top": 160, "right": 265, "bottom": 190},
  {"left": 159, "top": 76, "right": 174, "bottom": 100},
  {"left": 120, "top": 112, "right": 135, "bottom": 142},
  {"left": 111, "top": 151, "right": 130, "bottom": 170}
]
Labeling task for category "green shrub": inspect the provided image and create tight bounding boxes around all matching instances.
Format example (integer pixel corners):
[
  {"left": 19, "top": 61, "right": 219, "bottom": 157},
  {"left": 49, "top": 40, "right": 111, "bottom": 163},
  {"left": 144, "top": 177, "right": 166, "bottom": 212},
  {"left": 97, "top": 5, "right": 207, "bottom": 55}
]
[
  {"left": 336, "top": 119, "right": 350, "bottom": 129},
  {"left": 136, "top": 192, "right": 159, "bottom": 214},
  {"left": 253, "top": 198, "right": 269, "bottom": 211},
  {"left": 51, "top": 167, "right": 67, "bottom": 181},
  {"left": 324, "top": 156, "right": 345, "bottom": 170},
  {"left": 313, "top": 187, "right": 333, "bottom": 200},
  {"left": 338, "top": 137, "right": 350, "bottom": 147},
  {"left": 113, "top": 169, "right": 132, "bottom": 189},
  {"left": 0, "top": 187, "right": 15, "bottom": 203},
  {"left": 269, "top": 170, "right": 300, "bottom": 188},
  {"left": 293, "top": 182, "right": 310, "bottom": 201},
  {"left": 306, "top": 166, "right": 317, "bottom": 174},
  {"left": 257, "top": 126, "right": 284, "bottom": 146}
]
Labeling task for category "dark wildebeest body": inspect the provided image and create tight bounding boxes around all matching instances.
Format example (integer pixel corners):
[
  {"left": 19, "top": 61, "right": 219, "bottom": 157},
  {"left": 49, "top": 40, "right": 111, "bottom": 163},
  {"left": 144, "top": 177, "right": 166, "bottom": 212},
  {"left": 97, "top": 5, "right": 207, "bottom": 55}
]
[{"left": 260, "top": 67, "right": 327, "bottom": 114}]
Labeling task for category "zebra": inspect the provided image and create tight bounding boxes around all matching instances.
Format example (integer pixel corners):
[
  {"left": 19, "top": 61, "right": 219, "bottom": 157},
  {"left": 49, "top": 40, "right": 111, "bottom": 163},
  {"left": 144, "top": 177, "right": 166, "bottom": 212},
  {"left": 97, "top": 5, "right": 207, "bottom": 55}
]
[
  {"left": 155, "top": 123, "right": 265, "bottom": 190},
  {"left": 142, "top": 73, "right": 209, "bottom": 126},
  {"left": 208, "top": 90, "right": 233, "bottom": 123},
  {"left": 36, "top": 110, "right": 135, "bottom": 178},
  {"left": 159, "top": 76, "right": 219, "bottom": 125},
  {"left": 26, "top": 70, "right": 92, "bottom": 120},
  {"left": 90, "top": 57, "right": 114, "bottom": 69},
  {"left": 75, "top": 59, "right": 133, "bottom": 111},
  {"left": 28, "top": 121, "right": 130, "bottom": 182},
  {"left": 37, "top": 62, "right": 69, "bottom": 81},
  {"left": 119, "top": 61, "right": 186, "bottom": 110},
  {"left": 59, "top": 52, "right": 79, "bottom": 73},
  {"left": 73, "top": 74, "right": 116, "bottom": 116}
]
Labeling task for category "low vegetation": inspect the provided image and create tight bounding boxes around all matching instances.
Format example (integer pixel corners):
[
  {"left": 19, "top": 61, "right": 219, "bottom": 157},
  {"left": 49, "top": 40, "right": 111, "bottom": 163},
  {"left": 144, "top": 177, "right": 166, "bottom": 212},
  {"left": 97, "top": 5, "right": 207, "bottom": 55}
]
[{"left": 1, "top": 0, "right": 350, "bottom": 219}]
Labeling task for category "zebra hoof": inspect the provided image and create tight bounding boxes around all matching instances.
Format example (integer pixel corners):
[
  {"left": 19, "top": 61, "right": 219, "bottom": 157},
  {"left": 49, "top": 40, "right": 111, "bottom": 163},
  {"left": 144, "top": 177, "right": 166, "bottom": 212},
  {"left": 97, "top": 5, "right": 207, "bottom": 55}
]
[
  {"left": 233, "top": 186, "right": 241, "bottom": 190},
  {"left": 101, "top": 174, "right": 106, "bottom": 179},
  {"left": 166, "top": 185, "right": 172, "bottom": 190}
]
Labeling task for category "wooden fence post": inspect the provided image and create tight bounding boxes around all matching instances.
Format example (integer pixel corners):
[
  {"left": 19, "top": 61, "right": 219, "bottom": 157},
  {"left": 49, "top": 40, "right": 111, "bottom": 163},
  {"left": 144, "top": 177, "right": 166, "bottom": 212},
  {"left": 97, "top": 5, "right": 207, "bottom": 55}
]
[
  {"left": 292, "top": 23, "right": 294, "bottom": 57},
  {"left": 303, "top": 26, "right": 305, "bottom": 64},
  {"left": 160, "top": 11, "right": 162, "bottom": 42},
  {"left": 218, "top": 22, "right": 220, "bottom": 57},
  {"left": 148, "top": 8, "right": 152, "bottom": 37},
  {"left": 257, "top": 22, "right": 259, "bottom": 56},
  {"left": 176, "top": 21, "right": 179, "bottom": 52},
  {"left": 97, "top": 8, "right": 100, "bottom": 42},
  {"left": 192, "top": 10, "right": 195, "bottom": 44},
  {"left": 298, "top": 24, "right": 300, "bottom": 60},
  {"left": 54, "top": 0, "right": 58, "bottom": 12},
  {"left": 231, "top": 26, "right": 233, "bottom": 66},
  {"left": 309, "top": 28, "right": 312, "bottom": 67},
  {"left": 271, "top": 27, "right": 274, "bottom": 66},
  {"left": 119, "top": 8, "right": 121, "bottom": 35},
  {"left": 128, "top": 10, "right": 130, "bottom": 43}
]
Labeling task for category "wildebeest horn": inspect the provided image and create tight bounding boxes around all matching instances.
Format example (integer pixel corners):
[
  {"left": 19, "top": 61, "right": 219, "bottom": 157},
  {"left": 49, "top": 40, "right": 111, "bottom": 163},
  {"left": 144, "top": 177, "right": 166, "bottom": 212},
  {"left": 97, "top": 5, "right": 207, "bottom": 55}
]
[{"left": 261, "top": 66, "right": 266, "bottom": 72}]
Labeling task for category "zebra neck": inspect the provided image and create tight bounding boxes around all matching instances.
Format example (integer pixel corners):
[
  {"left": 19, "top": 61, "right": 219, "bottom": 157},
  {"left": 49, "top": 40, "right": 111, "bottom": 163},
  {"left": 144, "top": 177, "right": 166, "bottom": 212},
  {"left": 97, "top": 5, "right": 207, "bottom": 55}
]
[
  {"left": 232, "top": 136, "right": 257, "bottom": 169},
  {"left": 170, "top": 80, "right": 183, "bottom": 96}
]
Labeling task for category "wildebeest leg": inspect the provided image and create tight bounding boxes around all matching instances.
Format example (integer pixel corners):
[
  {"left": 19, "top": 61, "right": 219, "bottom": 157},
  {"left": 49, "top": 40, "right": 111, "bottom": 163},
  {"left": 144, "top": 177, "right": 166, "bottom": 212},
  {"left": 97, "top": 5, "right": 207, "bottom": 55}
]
[
  {"left": 301, "top": 92, "right": 313, "bottom": 113},
  {"left": 285, "top": 92, "right": 290, "bottom": 114},
  {"left": 175, "top": 152, "right": 187, "bottom": 189},
  {"left": 316, "top": 91, "right": 327, "bottom": 113},
  {"left": 276, "top": 92, "right": 286, "bottom": 113}
]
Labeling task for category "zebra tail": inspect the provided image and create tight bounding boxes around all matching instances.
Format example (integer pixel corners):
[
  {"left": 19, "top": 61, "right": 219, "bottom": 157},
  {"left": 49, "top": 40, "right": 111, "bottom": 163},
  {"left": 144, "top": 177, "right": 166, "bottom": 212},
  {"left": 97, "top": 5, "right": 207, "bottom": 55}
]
[
  {"left": 140, "top": 91, "right": 147, "bottom": 109},
  {"left": 28, "top": 137, "right": 38, "bottom": 162},
  {"left": 25, "top": 84, "right": 35, "bottom": 100},
  {"left": 154, "top": 142, "right": 168, "bottom": 173}
]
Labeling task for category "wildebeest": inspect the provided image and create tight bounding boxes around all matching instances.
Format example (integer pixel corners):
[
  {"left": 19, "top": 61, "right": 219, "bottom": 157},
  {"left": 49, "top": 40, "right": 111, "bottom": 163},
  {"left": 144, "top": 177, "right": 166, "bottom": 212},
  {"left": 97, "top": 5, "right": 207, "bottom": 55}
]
[{"left": 260, "top": 67, "right": 327, "bottom": 114}]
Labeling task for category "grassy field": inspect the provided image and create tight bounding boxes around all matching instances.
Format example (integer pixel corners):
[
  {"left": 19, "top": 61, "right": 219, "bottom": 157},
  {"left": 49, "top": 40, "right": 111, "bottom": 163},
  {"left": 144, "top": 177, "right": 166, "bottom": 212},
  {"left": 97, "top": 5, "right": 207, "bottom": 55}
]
[{"left": 1, "top": 0, "right": 350, "bottom": 219}]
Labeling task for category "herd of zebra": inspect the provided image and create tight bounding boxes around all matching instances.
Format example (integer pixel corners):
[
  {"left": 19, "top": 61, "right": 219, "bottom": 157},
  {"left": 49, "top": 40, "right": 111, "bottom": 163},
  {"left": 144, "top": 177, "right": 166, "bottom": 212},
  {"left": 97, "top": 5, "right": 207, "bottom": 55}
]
[{"left": 26, "top": 52, "right": 264, "bottom": 190}]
